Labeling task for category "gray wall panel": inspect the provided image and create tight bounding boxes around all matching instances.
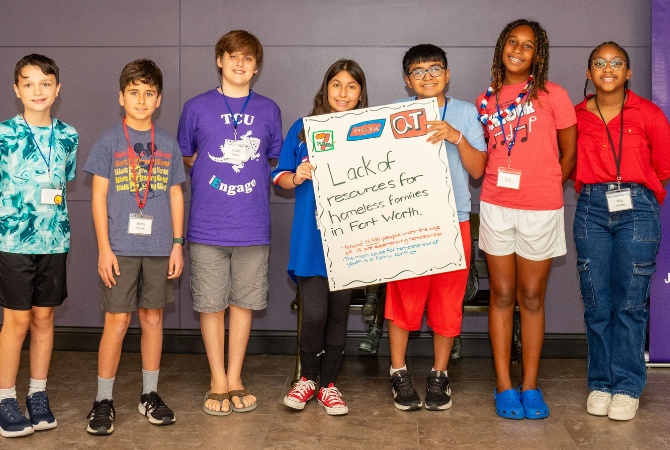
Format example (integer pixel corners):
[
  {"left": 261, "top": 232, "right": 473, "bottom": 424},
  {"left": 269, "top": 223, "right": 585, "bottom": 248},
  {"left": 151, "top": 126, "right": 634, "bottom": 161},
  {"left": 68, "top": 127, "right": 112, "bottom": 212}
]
[
  {"left": 0, "top": 0, "right": 179, "bottom": 47},
  {"left": 180, "top": 0, "right": 650, "bottom": 47},
  {"left": 0, "top": 1, "right": 654, "bottom": 337}
]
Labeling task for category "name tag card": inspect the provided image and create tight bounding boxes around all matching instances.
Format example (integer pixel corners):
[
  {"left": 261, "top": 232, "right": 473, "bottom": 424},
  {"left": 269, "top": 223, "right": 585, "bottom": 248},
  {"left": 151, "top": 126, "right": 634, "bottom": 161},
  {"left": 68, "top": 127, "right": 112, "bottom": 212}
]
[
  {"left": 223, "top": 140, "right": 249, "bottom": 161},
  {"left": 40, "top": 187, "right": 63, "bottom": 205},
  {"left": 497, "top": 167, "right": 522, "bottom": 190},
  {"left": 128, "top": 213, "right": 153, "bottom": 235},
  {"left": 606, "top": 188, "right": 633, "bottom": 212}
]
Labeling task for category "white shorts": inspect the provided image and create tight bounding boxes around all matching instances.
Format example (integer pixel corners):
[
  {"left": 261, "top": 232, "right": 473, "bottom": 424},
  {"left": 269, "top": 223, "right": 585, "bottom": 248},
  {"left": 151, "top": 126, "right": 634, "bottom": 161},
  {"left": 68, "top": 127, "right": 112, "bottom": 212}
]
[{"left": 478, "top": 201, "right": 566, "bottom": 261}]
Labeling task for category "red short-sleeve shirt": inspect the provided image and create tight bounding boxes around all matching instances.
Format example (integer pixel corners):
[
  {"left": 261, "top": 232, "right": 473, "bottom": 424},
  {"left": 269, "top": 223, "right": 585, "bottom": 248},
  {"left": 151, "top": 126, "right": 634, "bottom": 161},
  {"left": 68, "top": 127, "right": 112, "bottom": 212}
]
[
  {"left": 574, "top": 91, "right": 670, "bottom": 204},
  {"left": 477, "top": 81, "right": 577, "bottom": 211}
]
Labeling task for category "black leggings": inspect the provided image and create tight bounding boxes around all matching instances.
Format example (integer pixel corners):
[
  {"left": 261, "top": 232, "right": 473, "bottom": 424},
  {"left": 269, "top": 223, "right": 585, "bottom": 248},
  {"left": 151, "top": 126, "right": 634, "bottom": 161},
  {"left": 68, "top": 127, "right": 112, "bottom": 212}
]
[{"left": 297, "top": 276, "right": 352, "bottom": 388}]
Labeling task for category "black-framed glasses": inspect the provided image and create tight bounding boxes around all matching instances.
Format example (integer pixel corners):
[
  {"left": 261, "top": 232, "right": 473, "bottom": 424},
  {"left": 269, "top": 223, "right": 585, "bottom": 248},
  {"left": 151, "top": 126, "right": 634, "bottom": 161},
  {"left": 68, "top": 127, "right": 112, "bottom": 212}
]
[
  {"left": 591, "top": 59, "right": 626, "bottom": 71},
  {"left": 408, "top": 66, "right": 446, "bottom": 80}
]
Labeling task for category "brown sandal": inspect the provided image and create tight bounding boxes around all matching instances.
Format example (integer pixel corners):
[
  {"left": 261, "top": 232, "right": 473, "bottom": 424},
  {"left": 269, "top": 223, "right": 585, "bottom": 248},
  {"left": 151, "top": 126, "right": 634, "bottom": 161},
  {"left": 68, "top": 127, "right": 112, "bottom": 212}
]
[
  {"left": 203, "top": 391, "right": 231, "bottom": 416},
  {"left": 229, "top": 389, "right": 257, "bottom": 412}
]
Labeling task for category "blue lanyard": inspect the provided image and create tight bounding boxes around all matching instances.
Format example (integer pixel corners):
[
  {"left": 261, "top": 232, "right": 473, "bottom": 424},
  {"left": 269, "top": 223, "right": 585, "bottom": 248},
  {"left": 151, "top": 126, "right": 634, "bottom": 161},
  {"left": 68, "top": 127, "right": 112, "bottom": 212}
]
[
  {"left": 21, "top": 114, "right": 54, "bottom": 180},
  {"left": 221, "top": 88, "right": 252, "bottom": 140},
  {"left": 495, "top": 90, "right": 528, "bottom": 162},
  {"left": 441, "top": 96, "right": 448, "bottom": 122}
]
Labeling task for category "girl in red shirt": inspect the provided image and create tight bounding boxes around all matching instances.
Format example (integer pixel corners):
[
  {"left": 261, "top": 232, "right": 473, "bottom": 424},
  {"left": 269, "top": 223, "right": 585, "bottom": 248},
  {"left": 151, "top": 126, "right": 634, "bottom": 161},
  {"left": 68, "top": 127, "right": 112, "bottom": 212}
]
[
  {"left": 574, "top": 42, "right": 670, "bottom": 421},
  {"left": 476, "top": 19, "right": 577, "bottom": 420}
]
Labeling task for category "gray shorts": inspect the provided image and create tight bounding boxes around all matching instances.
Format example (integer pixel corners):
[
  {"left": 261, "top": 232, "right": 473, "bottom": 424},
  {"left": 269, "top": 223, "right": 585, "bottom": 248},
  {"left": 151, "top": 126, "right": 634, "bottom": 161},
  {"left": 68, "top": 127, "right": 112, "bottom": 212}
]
[
  {"left": 189, "top": 243, "right": 269, "bottom": 313},
  {"left": 100, "top": 255, "right": 175, "bottom": 313}
]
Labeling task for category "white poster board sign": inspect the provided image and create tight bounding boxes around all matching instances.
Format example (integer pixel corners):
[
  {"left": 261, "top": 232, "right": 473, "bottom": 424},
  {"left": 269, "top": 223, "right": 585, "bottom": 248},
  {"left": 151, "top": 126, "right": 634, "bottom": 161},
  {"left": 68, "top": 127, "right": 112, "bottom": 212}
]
[{"left": 303, "top": 98, "right": 466, "bottom": 290}]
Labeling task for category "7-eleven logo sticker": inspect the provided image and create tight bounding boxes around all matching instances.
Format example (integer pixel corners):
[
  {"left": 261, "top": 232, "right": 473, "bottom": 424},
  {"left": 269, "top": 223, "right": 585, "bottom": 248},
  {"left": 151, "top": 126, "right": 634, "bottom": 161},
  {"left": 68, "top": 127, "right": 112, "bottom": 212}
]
[{"left": 313, "top": 130, "right": 334, "bottom": 152}]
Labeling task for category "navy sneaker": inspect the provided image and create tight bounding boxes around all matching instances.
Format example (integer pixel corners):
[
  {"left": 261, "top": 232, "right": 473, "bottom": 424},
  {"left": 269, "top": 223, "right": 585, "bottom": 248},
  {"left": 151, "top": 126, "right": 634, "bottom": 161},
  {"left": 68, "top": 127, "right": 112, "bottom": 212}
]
[
  {"left": 25, "top": 391, "right": 57, "bottom": 431},
  {"left": 0, "top": 398, "right": 34, "bottom": 438}
]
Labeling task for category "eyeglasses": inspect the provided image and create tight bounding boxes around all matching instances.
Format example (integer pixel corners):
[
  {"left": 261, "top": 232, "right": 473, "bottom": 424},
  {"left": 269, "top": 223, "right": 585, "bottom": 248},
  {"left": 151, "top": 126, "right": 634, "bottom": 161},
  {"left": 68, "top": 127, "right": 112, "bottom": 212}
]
[
  {"left": 408, "top": 66, "right": 446, "bottom": 80},
  {"left": 591, "top": 59, "right": 626, "bottom": 71}
]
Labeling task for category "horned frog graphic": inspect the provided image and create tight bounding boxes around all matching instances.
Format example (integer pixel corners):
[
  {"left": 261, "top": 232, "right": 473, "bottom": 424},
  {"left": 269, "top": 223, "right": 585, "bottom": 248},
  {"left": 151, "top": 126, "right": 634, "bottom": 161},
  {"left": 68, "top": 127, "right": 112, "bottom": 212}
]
[{"left": 208, "top": 130, "right": 261, "bottom": 173}]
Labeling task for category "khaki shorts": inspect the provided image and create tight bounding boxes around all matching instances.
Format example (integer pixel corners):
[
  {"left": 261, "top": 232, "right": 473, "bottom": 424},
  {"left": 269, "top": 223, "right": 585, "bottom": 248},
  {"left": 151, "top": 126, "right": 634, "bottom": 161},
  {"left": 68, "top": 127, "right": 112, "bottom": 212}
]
[
  {"left": 478, "top": 201, "right": 566, "bottom": 261},
  {"left": 100, "top": 255, "right": 175, "bottom": 313},
  {"left": 189, "top": 243, "right": 269, "bottom": 313}
]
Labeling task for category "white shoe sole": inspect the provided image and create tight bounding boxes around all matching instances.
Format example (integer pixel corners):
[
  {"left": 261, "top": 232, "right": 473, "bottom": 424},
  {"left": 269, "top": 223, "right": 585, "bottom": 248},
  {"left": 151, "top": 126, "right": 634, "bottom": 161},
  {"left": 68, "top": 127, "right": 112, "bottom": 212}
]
[
  {"left": 86, "top": 423, "right": 114, "bottom": 435},
  {"left": 25, "top": 409, "right": 57, "bottom": 430},
  {"left": 318, "top": 400, "right": 348, "bottom": 415},
  {"left": 138, "top": 403, "right": 176, "bottom": 425},
  {"left": 608, "top": 410, "right": 637, "bottom": 421},
  {"left": 283, "top": 395, "right": 312, "bottom": 410},
  {"left": 394, "top": 401, "right": 422, "bottom": 411},
  {"left": 425, "top": 399, "right": 452, "bottom": 411},
  {"left": 0, "top": 425, "right": 34, "bottom": 438}
]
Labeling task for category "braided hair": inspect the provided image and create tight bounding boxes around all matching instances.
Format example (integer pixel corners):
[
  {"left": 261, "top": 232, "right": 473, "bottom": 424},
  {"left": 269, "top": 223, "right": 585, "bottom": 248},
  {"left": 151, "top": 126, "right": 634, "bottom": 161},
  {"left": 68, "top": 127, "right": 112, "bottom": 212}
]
[
  {"left": 583, "top": 41, "right": 631, "bottom": 98},
  {"left": 491, "top": 19, "right": 549, "bottom": 101}
]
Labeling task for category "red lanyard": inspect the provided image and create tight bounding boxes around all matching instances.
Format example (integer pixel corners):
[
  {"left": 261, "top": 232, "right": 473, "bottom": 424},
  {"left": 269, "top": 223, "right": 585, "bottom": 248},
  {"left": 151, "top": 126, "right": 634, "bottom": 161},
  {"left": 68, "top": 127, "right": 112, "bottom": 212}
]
[{"left": 123, "top": 118, "right": 155, "bottom": 211}]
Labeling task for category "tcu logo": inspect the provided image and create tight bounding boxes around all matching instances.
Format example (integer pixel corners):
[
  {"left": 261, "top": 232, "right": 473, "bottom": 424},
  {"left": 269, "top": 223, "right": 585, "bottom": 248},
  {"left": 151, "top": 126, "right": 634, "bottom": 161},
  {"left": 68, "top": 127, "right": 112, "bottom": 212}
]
[{"left": 390, "top": 109, "right": 427, "bottom": 139}]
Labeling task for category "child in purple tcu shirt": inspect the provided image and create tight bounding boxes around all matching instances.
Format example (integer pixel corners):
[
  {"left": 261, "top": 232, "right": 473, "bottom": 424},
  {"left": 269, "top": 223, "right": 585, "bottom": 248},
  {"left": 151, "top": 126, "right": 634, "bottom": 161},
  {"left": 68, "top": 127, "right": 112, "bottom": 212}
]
[{"left": 177, "top": 30, "right": 283, "bottom": 415}]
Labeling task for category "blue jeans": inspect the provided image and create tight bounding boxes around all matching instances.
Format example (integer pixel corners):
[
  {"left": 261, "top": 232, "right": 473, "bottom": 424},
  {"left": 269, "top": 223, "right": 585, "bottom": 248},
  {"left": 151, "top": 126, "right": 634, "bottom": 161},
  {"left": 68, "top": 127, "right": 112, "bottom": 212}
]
[{"left": 574, "top": 183, "right": 660, "bottom": 399}]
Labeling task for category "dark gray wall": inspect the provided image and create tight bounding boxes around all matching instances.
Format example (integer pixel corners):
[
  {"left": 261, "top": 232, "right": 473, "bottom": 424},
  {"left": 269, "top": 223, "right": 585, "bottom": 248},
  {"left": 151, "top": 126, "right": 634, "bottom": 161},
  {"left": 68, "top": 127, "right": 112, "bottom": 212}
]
[{"left": 0, "top": 0, "right": 652, "bottom": 333}]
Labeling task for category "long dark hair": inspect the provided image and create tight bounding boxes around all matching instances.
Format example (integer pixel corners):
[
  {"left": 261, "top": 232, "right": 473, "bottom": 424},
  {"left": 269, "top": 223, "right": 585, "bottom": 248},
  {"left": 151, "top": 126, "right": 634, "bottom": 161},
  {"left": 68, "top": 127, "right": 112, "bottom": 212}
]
[
  {"left": 298, "top": 59, "right": 368, "bottom": 142},
  {"left": 491, "top": 19, "right": 549, "bottom": 100},
  {"left": 584, "top": 41, "right": 631, "bottom": 98}
]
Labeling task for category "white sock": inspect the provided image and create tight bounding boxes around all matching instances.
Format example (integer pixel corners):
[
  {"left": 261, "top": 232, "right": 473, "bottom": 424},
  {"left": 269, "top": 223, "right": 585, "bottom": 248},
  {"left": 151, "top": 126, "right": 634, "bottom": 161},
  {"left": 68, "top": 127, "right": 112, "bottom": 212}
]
[
  {"left": 0, "top": 386, "right": 17, "bottom": 401},
  {"left": 390, "top": 365, "right": 407, "bottom": 376},
  {"left": 431, "top": 368, "right": 448, "bottom": 376},
  {"left": 28, "top": 378, "right": 47, "bottom": 396}
]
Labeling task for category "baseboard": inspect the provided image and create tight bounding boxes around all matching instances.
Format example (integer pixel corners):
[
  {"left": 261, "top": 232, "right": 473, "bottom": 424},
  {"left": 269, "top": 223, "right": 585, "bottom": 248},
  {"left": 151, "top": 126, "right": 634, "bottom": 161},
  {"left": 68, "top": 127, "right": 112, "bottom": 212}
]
[{"left": 14, "top": 327, "right": 588, "bottom": 358}]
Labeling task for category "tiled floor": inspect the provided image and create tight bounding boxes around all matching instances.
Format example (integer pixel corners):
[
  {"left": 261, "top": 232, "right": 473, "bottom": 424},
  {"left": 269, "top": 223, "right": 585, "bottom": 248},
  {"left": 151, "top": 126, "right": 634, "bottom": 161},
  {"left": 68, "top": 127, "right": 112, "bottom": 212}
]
[{"left": 4, "top": 351, "right": 670, "bottom": 449}]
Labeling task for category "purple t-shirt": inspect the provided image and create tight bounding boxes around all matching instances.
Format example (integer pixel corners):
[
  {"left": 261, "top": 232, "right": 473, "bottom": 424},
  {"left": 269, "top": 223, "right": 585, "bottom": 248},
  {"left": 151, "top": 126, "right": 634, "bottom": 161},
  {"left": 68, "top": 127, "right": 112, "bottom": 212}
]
[{"left": 178, "top": 89, "right": 283, "bottom": 246}]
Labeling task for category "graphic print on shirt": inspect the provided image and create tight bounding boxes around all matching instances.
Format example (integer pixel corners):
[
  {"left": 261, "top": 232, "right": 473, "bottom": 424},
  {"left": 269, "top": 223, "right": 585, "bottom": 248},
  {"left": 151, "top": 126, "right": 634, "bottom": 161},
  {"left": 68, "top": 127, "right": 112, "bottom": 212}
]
[
  {"left": 113, "top": 141, "right": 171, "bottom": 199},
  {"left": 208, "top": 129, "right": 261, "bottom": 173},
  {"left": 486, "top": 99, "right": 537, "bottom": 149}
]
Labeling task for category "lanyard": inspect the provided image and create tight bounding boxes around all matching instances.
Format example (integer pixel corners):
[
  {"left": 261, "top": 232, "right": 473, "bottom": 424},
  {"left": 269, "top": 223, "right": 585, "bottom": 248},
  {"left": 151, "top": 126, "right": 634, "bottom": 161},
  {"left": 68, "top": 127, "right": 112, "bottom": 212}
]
[
  {"left": 495, "top": 87, "right": 529, "bottom": 167},
  {"left": 221, "top": 88, "right": 252, "bottom": 140},
  {"left": 440, "top": 96, "right": 448, "bottom": 121},
  {"left": 595, "top": 96, "right": 625, "bottom": 188},
  {"left": 21, "top": 114, "right": 54, "bottom": 181},
  {"left": 123, "top": 118, "right": 155, "bottom": 212}
]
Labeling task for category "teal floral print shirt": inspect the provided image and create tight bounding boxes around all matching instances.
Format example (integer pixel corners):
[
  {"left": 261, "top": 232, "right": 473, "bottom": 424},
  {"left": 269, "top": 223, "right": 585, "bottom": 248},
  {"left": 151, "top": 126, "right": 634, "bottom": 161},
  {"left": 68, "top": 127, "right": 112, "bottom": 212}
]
[{"left": 0, "top": 115, "right": 78, "bottom": 254}]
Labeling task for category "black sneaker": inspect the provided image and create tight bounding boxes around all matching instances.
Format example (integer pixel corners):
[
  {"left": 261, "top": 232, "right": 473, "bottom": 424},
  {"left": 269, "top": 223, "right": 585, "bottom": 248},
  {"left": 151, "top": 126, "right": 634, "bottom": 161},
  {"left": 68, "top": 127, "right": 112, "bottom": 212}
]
[
  {"left": 138, "top": 392, "right": 175, "bottom": 425},
  {"left": 390, "top": 370, "right": 422, "bottom": 411},
  {"left": 425, "top": 370, "right": 452, "bottom": 410},
  {"left": 86, "top": 399, "right": 115, "bottom": 435}
]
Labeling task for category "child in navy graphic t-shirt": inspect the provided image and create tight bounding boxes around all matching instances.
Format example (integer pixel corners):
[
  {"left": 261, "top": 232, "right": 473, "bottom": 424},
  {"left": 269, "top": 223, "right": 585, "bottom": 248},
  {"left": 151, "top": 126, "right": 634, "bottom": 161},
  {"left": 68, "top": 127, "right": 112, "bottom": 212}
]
[{"left": 177, "top": 30, "right": 282, "bottom": 416}]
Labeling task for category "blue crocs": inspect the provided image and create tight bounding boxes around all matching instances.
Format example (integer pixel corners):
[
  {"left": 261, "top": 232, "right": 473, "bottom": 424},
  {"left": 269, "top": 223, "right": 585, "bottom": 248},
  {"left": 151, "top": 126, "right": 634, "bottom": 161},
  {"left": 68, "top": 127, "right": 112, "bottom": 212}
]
[
  {"left": 494, "top": 388, "right": 524, "bottom": 419},
  {"left": 519, "top": 386, "right": 549, "bottom": 419},
  {"left": 0, "top": 398, "right": 34, "bottom": 438},
  {"left": 26, "top": 391, "right": 57, "bottom": 431}
]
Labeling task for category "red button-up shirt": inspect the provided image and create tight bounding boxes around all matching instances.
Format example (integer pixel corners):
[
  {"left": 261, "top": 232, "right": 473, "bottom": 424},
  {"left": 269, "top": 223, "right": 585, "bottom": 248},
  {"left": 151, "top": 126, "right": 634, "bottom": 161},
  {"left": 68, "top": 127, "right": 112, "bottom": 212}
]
[{"left": 574, "top": 91, "right": 670, "bottom": 204}]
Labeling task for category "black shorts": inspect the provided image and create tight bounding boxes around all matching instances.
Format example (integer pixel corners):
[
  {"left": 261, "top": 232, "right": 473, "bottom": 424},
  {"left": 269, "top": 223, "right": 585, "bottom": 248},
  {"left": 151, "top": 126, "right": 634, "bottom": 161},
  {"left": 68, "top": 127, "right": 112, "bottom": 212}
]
[{"left": 0, "top": 251, "right": 68, "bottom": 311}]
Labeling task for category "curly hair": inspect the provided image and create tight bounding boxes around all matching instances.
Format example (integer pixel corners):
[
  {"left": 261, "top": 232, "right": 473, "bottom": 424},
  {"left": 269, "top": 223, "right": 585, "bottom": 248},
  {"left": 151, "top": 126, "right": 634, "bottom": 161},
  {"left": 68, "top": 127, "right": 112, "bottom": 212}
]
[
  {"left": 583, "top": 41, "right": 630, "bottom": 98},
  {"left": 491, "top": 19, "right": 549, "bottom": 100},
  {"left": 298, "top": 59, "right": 368, "bottom": 142}
]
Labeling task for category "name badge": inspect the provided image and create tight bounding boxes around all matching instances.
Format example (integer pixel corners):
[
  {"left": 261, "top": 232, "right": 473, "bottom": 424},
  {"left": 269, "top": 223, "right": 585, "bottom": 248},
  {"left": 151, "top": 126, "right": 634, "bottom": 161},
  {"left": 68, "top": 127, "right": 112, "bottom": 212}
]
[
  {"left": 223, "top": 139, "right": 249, "bottom": 161},
  {"left": 606, "top": 188, "right": 633, "bottom": 212},
  {"left": 128, "top": 213, "right": 153, "bottom": 235},
  {"left": 40, "top": 187, "right": 63, "bottom": 205},
  {"left": 497, "top": 167, "right": 522, "bottom": 190}
]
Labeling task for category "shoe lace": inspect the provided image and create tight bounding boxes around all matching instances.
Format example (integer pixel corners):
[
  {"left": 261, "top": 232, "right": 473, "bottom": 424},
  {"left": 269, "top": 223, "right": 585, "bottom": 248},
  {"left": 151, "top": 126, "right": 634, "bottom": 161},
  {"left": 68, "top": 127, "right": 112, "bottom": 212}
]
[
  {"left": 290, "top": 379, "right": 315, "bottom": 398},
  {"left": 0, "top": 398, "right": 22, "bottom": 421},
  {"left": 27, "top": 392, "right": 49, "bottom": 413},
  {"left": 427, "top": 373, "right": 449, "bottom": 394},
  {"left": 88, "top": 399, "right": 111, "bottom": 419},
  {"left": 392, "top": 372, "right": 416, "bottom": 396},
  {"left": 320, "top": 386, "right": 345, "bottom": 406},
  {"left": 146, "top": 392, "right": 167, "bottom": 411}
]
